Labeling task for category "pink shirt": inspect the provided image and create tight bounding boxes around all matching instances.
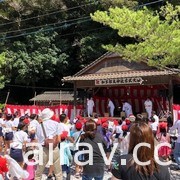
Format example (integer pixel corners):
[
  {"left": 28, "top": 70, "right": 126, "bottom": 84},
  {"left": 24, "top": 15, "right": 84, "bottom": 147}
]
[{"left": 24, "top": 159, "right": 36, "bottom": 180}]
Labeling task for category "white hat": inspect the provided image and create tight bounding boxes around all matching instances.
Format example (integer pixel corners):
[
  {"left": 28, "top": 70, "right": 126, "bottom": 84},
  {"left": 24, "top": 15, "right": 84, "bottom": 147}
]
[
  {"left": 129, "top": 114, "right": 136, "bottom": 122},
  {"left": 39, "top": 108, "right": 54, "bottom": 121}
]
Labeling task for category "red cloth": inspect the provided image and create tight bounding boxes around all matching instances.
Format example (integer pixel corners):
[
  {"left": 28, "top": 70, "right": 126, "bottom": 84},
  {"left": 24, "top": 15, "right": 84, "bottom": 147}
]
[
  {"left": 61, "top": 131, "right": 68, "bottom": 140},
  {"left": 159, "top": 122, "right": 167, "bottom": 129},
  {"left": 101, "top": 118, "right": 107, "bottom": 124},
  {"left": 125, "top": 119, "right": 131, "bottom": 125},
  {"left": 102, "top": 122, "right": 108, "bottom": 129},
  {"left": 80, "top": 118, "right": 87, "bottom": 124},
  {"left": 158, "top": 146, "right": 171, "bottom": 157},
  {"left": 75, "top": 121, "right": 82, "bottom": 129},
  {"left": 113, "top": 119, "right": 119, "bottom": 126},
  {"left": 51, "top": 115, "right": 60, "bottom": 123},
  {"left": 0, "top": 156, "right": 8, "bottom": 175},
  {"left": 122, "top": 125, "right": 128, "bottom": 131},
  {"left": 23, "top": 118, "right": 30, "bottom": 125},
  {"left": 96, "top": 119, "right": 102, "bottom": 125}
]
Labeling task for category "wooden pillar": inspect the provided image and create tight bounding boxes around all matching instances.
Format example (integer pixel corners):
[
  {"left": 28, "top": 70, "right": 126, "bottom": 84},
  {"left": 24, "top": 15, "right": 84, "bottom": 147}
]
[
  {"left": 168, "top": 77, "right": 173, "bottom": 115},
  {"left": 59, "top": 90, "right": 62, "bottom": 105},
  {"left": 73, "top": 81, "right": 77, "bottom": 118}
]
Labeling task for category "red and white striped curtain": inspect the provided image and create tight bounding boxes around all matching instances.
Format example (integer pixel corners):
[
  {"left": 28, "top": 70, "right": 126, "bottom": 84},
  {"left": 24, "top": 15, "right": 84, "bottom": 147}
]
[
  {"left": 5, "top": 104, "right": 83, "bottom": 120},
  {"left": 173, "top": 104, "right": 180, "bottom": 123},
  {"left": 93, "top": 86, "right": 168, "bottom": 116}
]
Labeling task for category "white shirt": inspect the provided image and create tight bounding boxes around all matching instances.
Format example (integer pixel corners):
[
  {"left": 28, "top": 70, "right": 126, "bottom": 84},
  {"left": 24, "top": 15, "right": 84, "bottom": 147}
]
[
  {"left": 11, "top": 130, "right": 28, "bottom": 149},
  {"left": 29, "top": 119, "right": 39, "bottom": 131},
  {"left": 119, "top": 132, "right": 130, "bottom": 155},
  {"left": 108, "top": 100, "right": 115, "bottom": 109},
  {"left": 108, "top": 121, "right": 115, "bottom": 132},
  {"left": 0, "top": 118, "right": 4, "bottom": 127},
  {"left": 150, "top": 122, "right": 158, "bottom": 131},
  {"left": 115, "top": 125, "right": 122, "bottom": 134},
  {"left": 72, "top": 131, "right": 82, "bottom": 151},
  {"left": 144, "top": 100, "right": 152, "bottom": 110},
  {"left": 153, "top": 115, "right": 159, "bottom": 124},
  {"left": 5, "top": 120, "right": 14, "bottom": 128},
  {"left": 58, "top": 122, "right": 70, "bottom": 136},
  {"left": 170, "top": 120, "right": 180, "bottom": 143},
  {"left": 93, "top": 118, "right": 98, "bottom": 123},
  {"left": 13, "top": 118, "right": 19, "bottom": 128},
  {"left": 122, "top": 102, "right": 132, "bottom": 117},
  {"left": 4, "top": 120, "right": 14, "bottom": 132},
  {"left": 36, "top": 119, "right": 60, "bottom": 145}
]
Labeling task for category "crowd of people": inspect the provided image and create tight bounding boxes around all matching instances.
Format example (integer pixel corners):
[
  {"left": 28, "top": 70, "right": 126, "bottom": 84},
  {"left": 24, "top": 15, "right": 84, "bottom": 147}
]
[{"left": 0, "top": 107, "right": 179, "bottom": 180}]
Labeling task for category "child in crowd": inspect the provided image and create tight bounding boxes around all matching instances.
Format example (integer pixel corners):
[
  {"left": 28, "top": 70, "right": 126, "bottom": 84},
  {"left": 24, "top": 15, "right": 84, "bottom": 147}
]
[
  {"left": 0, "top": 150, "right": 8, "bottom": 180},
  {"left": 121, "top": 116, "right": 126, "bottom": 125},
  {"left": 102, "top": 122, "right": 112, "bottom": 171},
  {"left": 72, "top": 121, "right": 83, "bottom": 178},
  {"left": 28, "top": 114, "right": 39, "bottom": 142},
  {"left": 10, "top": 121, "right": 29, "bottom": 167},
  {"left": 115, "top": 119, "right": 123, "bottom": 142},
  {"left": 157, "top": 122, "right": 171, "bottom": 160},
  {"left": 0, "top": 113, "right": 5, "bottom": 153},
  {"left": 125, "top": 118, "right": 131, "bottom": 130},
  {"left": 59, "top": 131, "right": 72, "bottom": 180},
  {"left": 93, "top": 114, "right": 99, "bottom": 123},
  {"left": 96, "top": 119, "right": 103, "bottom": 135},
  {"left": 150, "top": 117, "right": 158, "bottom": 137},
  {"left": 118, "top": 125, "right": 130, "bottom": 155},
  {"left": 4, "top": 114, "right": 14, "bottom": 153},
  {"left": 24, "top": 147, "right": 36, "bottom": 180}
]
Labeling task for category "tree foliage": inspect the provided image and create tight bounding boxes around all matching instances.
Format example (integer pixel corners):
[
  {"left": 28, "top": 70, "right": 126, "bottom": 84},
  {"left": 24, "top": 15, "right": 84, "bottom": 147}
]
[
  {"left": 4, "top": 31, "right": 69, "bottom": 86},
  {"left": 0, "top": 52, "right": 6, "bottom": 88},
  {"left": 91, "top": 3, "right": 180, "bottom": 68},
  {"left": 0, "top": 0, "right": 179, "bottom": 101}
]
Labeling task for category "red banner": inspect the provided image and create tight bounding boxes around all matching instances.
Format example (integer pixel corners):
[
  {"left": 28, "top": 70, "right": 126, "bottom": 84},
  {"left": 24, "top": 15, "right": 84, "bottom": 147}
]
[
  {"left": 5, "top": 104, "right": 83, "bottom": 120},
  {"left": 173, "top": 104, "right": 180, "bottom": 123}
]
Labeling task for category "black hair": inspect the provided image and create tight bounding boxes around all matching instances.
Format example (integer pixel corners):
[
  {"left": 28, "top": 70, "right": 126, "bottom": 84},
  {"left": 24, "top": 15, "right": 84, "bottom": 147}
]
[
  {"left": 25, "top": 147, "right": 34, "bottom": 160},
  {"left": 160, "top": 127, "right": 167, "bottom": 137},
  {"left": 17, "top": 122, "right": 26, "bottom": 130},
  {"left": 122, "top": 116, "right": 126, "bottom": 121},
  {"left": 30, "top": 114, "right": 37, "bottom": 120},
  {"left": 6, "top": 114, "right": 12, "bottom": 120},
  {"left": 0, "top": 113, "right": 3, "bottom": 118},
  {"left": 123, "top": 131, "right": 128, "bottom": 137},
  {"left": 151, "top": 118, "right": 155, "bottom": 123},
  {"left": 102, "top": 128, "right": 107, "bottom": 136},
  {"left": 59, "top": 113, "right": 67, "bottom": 122},
  {"left": 94, "top": 114, "right": 98, "bottom": 118},
  {"left": 19, "top": 116, "right": 26, "bottom": 122},
  {"left": 118, "top": 120, "right": 122, "bottom": 125}
]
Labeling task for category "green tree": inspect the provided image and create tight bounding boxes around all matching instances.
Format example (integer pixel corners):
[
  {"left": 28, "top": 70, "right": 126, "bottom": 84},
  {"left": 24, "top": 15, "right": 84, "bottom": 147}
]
[
  {"left": 0, "top": 52, "right": 6, "bottom": 88},
  {"left": 91, "top": 3, "right": 180, "bottom": 68},
  {"left": 5, "top": 31, "right": 69, "bottom": 86}
]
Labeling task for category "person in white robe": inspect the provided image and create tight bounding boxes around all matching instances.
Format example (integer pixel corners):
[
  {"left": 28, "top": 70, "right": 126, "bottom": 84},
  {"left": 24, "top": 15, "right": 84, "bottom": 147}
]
[
  {"left": 144, "top": 97, "right": 153, "bottom": 120},
  {"left": 87, "top": 97, "right": 94, "bottom": 117},
  {"left": 107, "top": 98, "right": 115, "bottom": 117},
  {"left": 122, "top": 101, "right": 133, "bottom": 118}
]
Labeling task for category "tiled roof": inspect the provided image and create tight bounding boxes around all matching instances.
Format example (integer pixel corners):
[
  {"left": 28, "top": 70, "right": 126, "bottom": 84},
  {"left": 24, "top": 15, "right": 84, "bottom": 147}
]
[
  {"left": 30, "top": 91, "right": 74, "bottom": 102},
  {"left": 63, "top": 70, "right": 177, "bottom": 81}
]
